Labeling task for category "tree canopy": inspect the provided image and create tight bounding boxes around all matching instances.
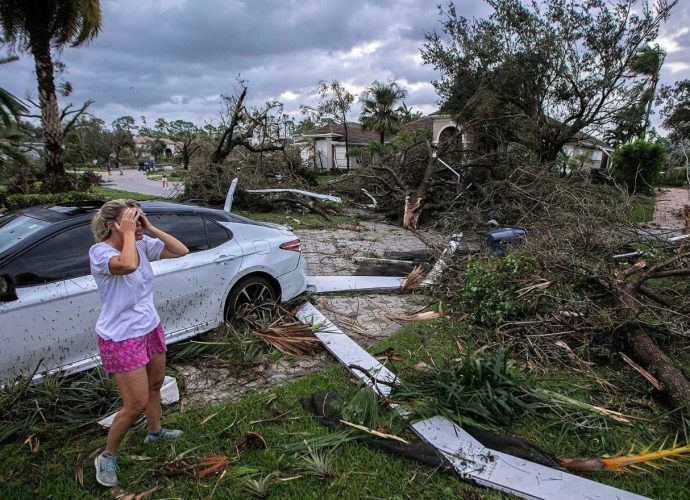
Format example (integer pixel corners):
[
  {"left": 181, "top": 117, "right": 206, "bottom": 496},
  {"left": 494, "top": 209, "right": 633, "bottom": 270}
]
[{"left": 422, "top": 0, "right": 676, "bottom": 163}]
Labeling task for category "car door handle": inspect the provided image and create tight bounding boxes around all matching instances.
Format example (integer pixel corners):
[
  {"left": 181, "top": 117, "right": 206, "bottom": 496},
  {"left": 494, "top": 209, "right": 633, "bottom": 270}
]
[{"left": 214, "top": 254, "right": 238, "bottom": 263}]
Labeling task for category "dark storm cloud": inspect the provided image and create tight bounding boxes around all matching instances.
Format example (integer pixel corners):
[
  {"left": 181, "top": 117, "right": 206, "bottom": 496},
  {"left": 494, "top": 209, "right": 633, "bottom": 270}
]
[{"left": 2, "top": 0, "right": 689, "bottom": 128}]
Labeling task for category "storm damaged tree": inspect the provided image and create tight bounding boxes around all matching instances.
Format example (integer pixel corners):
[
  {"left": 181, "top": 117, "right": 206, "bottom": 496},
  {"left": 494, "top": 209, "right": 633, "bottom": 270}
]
[
  {"left": 0, "top": 0, "right": 103, "bottom": 192},
  {"left": 421, "top": 0, "right": 677, "bottom": 163},
  {"left": 209, "top": 82, "right": 286, "bottom": 170},
  {"left": 156, "top": 119, "right": 203, "bottom": 169}
]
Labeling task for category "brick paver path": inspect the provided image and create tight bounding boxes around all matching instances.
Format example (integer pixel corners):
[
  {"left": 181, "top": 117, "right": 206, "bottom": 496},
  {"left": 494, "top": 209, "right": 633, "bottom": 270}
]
[{"left": 653, "top": 187, "right": 689, "bottom": 229}]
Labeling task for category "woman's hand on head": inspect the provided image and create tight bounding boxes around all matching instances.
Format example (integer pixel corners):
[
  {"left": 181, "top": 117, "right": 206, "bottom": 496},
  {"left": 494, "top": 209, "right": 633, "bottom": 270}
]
[
  {"left": 138, "top": 210, "right": 153, "bottom": 231},
  {"left": 112, "top": 207, "right": 139, "bottom": 235}
]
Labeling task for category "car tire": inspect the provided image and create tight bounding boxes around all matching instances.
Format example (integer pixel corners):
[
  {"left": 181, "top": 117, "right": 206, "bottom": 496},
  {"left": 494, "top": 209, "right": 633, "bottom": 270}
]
[{"left": 225, "top": 275, "right": 277, "bottom": 322}]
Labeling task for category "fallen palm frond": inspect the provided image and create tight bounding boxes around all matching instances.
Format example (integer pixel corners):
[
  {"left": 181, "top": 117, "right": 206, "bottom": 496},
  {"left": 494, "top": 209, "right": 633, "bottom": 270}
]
[
  {"left": 560, "top": 437, "right": 690, "bottom": 472},
  {"left": 0, "top": 367, "right": 120, "bottom": 444},
  {"left": 161, "top": 453, "right": 233, "bottom": 479},
  {"left": 341, "top": 386, "right": 381, "bottom": 429},
  {"left": 392, "top": 351, "right": 631, "bottom": 433},
  {"left": 402, "top": 265, "right": 426, "bottom": 293},
  {"left": 253, "top": 321, "right": 322, "bottom": 357}
]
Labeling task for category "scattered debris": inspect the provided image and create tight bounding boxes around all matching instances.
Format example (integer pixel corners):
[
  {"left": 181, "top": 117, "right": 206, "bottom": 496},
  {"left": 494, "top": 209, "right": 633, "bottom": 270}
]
[
  {"left": 252, "top": 321, "right": 322, "bottom": 358},
  {"left": 619, "top": 352, "right": 662, "bottom": 390},
  {"left": 307, "top": 275, "right": 407, "bottom": 294},
  {"left": 560, "top": 438, "right": 690, "bottom": 472},
  {"left": 401, "top": 265, "right": 426, "bottom": 293},
  {"left": 245, "top": 188, "right": 342, "bottom": 204},
  {"left": 391, "top": 310, "right": 448, "bottom": 322},
  {"left": 295, "top": 302, "right": 647, "bottom": 500}
]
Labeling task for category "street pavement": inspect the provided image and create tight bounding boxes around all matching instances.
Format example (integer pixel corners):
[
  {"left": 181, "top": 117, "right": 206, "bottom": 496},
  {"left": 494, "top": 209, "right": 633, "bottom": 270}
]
[{"left": 101, "top": 168, "right": 183, "bottom": 198}]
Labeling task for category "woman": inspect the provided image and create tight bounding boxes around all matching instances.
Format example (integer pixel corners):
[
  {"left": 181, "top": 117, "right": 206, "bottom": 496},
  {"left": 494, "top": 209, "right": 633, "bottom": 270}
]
[{"left": 89, "top": 200, "right": 189, "bottom": 487}]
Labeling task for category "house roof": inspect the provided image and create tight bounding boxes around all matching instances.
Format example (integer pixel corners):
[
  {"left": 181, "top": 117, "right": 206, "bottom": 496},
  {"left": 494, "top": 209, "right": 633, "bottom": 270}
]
[
  {"left": 401, "top": 116, "right": 434, "bottom": 133},
  {"left": 303, "top": 122, "right": 385, "bottom": 144},
  {"left": 133, "top": 135, "right": 182, "bottom": 148}
]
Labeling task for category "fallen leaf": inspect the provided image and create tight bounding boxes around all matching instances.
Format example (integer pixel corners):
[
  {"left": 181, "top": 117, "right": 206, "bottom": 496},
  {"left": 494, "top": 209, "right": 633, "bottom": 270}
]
[
  {"left": 413, "top": 362, "right": 428, "bottom": 371},
  {"left": 129, "top": 455, "right": 153, "bottom": 461}
]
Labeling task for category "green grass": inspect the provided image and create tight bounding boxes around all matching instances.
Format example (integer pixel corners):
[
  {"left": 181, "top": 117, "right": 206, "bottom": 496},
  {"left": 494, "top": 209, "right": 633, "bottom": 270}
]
[
  {"left": 88, "top": 186, "right": 164, "bottom": 201},
  {"left": 630, "top": 195, "right": 655, "bottom": 223},
  {"left": 235, "top": 210, "right": 353, "bottom": 229},
  {"left": 1, "top": 313, "right": 687, "bottom": 498}
]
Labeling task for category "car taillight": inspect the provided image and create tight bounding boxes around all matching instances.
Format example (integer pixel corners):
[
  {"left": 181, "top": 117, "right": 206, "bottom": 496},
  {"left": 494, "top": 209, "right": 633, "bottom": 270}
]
[{"left": 279, "top": 239, "right": 301, "bottom": 252}]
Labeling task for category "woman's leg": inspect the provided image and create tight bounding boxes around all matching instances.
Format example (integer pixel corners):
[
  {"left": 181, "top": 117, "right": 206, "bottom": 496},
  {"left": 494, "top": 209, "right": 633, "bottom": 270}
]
[
  {"left": 144, "top": 353, "right": 166, "bottom": 432},
  {"left": 105, "top": 367, "right": 149, "bottom": 455}
]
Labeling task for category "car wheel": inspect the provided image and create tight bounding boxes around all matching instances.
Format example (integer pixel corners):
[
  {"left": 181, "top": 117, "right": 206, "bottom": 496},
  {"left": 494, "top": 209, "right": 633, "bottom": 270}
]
[{"left": 225, "top": 276, "right": 277, "bottom": 322}]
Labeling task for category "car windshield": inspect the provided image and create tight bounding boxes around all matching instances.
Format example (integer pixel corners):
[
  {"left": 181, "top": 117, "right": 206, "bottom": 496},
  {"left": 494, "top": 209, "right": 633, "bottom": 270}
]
[{"left": 0, "top": 214, "right": 51, "bottom": 254}]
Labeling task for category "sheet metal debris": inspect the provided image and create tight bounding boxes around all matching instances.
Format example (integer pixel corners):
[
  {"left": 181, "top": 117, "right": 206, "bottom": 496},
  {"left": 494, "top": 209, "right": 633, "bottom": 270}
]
[
  {"left": 306, "top": 275, "right": 407, "bottom": 294},
  {"left": 245, "top": 188, "right": 342, "bottom": 204},
  {"left": 295, "top": 302, "right": 648, "bottom": 500},
  {"left": 424, "top": 233, "right": 466, "bottom": 284}
]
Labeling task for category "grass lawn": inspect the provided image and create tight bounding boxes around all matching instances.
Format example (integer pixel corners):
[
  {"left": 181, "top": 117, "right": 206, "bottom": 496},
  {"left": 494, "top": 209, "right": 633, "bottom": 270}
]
[
  {"left": 1, "top": 313, "right": 687, "bottom": 499},
  {"left": 88, "top": 186, "right": 164, "bottom": 202},
  {"left": 235, "top": 210, "right": 353, "bottom": 230},
  {"left": 630, "top": 195, "right": 655, "bottom": 223}
]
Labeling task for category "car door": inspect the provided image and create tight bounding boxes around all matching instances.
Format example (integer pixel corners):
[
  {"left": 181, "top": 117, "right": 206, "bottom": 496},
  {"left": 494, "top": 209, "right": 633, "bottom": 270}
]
[
  {"left": 0, "top": 223, "right": 99, "bottom": 382},
  {"left": 145, "top": 213, "right": 243, "bottom": 343}
]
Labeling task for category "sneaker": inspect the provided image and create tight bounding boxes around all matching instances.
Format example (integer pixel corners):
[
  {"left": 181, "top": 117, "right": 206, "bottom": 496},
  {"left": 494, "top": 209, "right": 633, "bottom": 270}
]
[
  {"left": 144, "top": 428, "right": 183, "bottom": 444},
  {"left": 94, "top": 452, "right": 118, "bottom": 487}
]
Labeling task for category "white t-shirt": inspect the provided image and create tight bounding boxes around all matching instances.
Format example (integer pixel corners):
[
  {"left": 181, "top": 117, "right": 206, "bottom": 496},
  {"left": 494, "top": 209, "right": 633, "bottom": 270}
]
[{"left": 89, "top": 235, "right": 165, "bottom": 342}]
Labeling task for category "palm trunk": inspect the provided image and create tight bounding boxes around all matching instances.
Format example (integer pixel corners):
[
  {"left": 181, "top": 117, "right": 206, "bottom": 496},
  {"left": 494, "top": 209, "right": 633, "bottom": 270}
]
[{"left": 30, "top": 38, "right": 65, "bottom": 193}]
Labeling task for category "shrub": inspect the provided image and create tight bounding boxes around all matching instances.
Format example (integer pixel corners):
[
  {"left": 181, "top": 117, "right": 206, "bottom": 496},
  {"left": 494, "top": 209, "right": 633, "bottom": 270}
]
[
  {"left": 3, "top": 191, "right": 101, "bottom": 211},
  {"left": 611, "top": 140, "right": 666, "bottom": 194},
  {"left": 458, "top": 252, "right": 538, "bottom": 326}
]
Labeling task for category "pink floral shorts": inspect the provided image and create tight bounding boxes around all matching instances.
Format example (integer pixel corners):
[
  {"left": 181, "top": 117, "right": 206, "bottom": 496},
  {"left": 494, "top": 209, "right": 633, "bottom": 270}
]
[{"left": 98, "top": 323, "right": 167, "bottom": 374}]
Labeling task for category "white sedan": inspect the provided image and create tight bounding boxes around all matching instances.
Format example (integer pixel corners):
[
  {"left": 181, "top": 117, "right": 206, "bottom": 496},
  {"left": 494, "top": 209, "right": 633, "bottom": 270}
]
[{"left": 0, "top": 200, "right": 307, "bottom": 383}]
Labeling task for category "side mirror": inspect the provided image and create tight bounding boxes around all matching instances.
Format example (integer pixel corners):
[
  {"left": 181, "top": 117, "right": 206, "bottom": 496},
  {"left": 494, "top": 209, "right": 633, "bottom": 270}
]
[{"left": 0, "top": 274, "right": 18, "bottom": 302}]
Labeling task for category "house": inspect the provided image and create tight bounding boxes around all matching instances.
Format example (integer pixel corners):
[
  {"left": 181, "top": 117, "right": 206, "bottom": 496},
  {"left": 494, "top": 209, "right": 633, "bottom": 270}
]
[
  {"left": 301, "top": 113, "right": 612, "bottom": 171},
  {"left": 133, "top": 135, "right": 182, "bottom": 161},
  {"left": 561, "top": 132, "right": 613, "bottom": 171},
  {"left": 300, "top": 123, "right": 385, "bottom": 170}
]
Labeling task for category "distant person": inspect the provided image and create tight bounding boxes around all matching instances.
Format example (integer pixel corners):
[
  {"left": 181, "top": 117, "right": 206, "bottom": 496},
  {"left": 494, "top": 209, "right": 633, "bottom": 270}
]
[
  {"left": 106, "top": 161, "right": 112, "bottom": 176},
  {"left": 90, "top": 200, "right": 189, "bottom": 487},
  {"left": 161, "top": 173, "right": 168, "bottom": 189},
  {"left": 118, "top": 162, "right": 123, "bottom": 175}
]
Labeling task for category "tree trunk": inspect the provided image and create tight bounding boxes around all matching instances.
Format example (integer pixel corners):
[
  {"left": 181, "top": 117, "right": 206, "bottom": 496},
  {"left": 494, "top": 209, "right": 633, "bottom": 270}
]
[
  {"left": 403, "top": 141, "right": 436, "bottom": 229},
  {"left": 30, "top": 37, "right": 66, "bottom": 193},
  {"left": 625, "top": 327, "right": 690, "bottom": 410},
  {"left": 617, "top": 280, "right": 690, "bottom": 411}
]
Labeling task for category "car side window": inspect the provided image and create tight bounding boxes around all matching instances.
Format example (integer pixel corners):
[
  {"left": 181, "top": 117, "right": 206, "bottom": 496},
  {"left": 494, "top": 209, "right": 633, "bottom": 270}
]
[
  {"left": 147, "top": 214, "right": 208, "bottom": 253},
  {"left": 3, "top": 224, "right": 94, "bottom": 287},
  {"left": 205, "top": 218, "right": 232, "bottom": 249}
]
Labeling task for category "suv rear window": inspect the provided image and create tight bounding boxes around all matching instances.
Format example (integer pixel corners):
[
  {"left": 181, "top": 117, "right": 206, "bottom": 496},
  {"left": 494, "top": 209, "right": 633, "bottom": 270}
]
[{"left": 0, "top": 215, "right": 51, "bottom": 255}]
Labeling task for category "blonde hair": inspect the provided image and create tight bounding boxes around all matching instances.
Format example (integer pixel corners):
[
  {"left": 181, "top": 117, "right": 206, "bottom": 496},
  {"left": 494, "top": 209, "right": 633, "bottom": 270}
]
[{"left": 91, "top": 199, "right": 140, "bottom": 242}]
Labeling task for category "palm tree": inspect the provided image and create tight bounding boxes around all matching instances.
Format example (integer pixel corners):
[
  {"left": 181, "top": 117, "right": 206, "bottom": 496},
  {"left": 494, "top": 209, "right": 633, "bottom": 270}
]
[
  {"left": 0, "top": 55, "right": 28, "bottom": 169},
  {"left": 0, "top": 0, "right": 102, "bottom": 192},
  {"left": 629, "top": 44, "right": 665, "bottom": 140},
  {"left": 396, "top": 102, "right": 423, "bottom": 124},
  {"left": 359, "top": 81, "right": 407, "bottom": 144}
]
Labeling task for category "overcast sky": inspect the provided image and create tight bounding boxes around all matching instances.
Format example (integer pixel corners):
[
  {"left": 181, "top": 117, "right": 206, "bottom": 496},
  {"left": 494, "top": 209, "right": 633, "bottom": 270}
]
[{"left": 3, "top": 0, "right": 690, "bottom": 130}]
